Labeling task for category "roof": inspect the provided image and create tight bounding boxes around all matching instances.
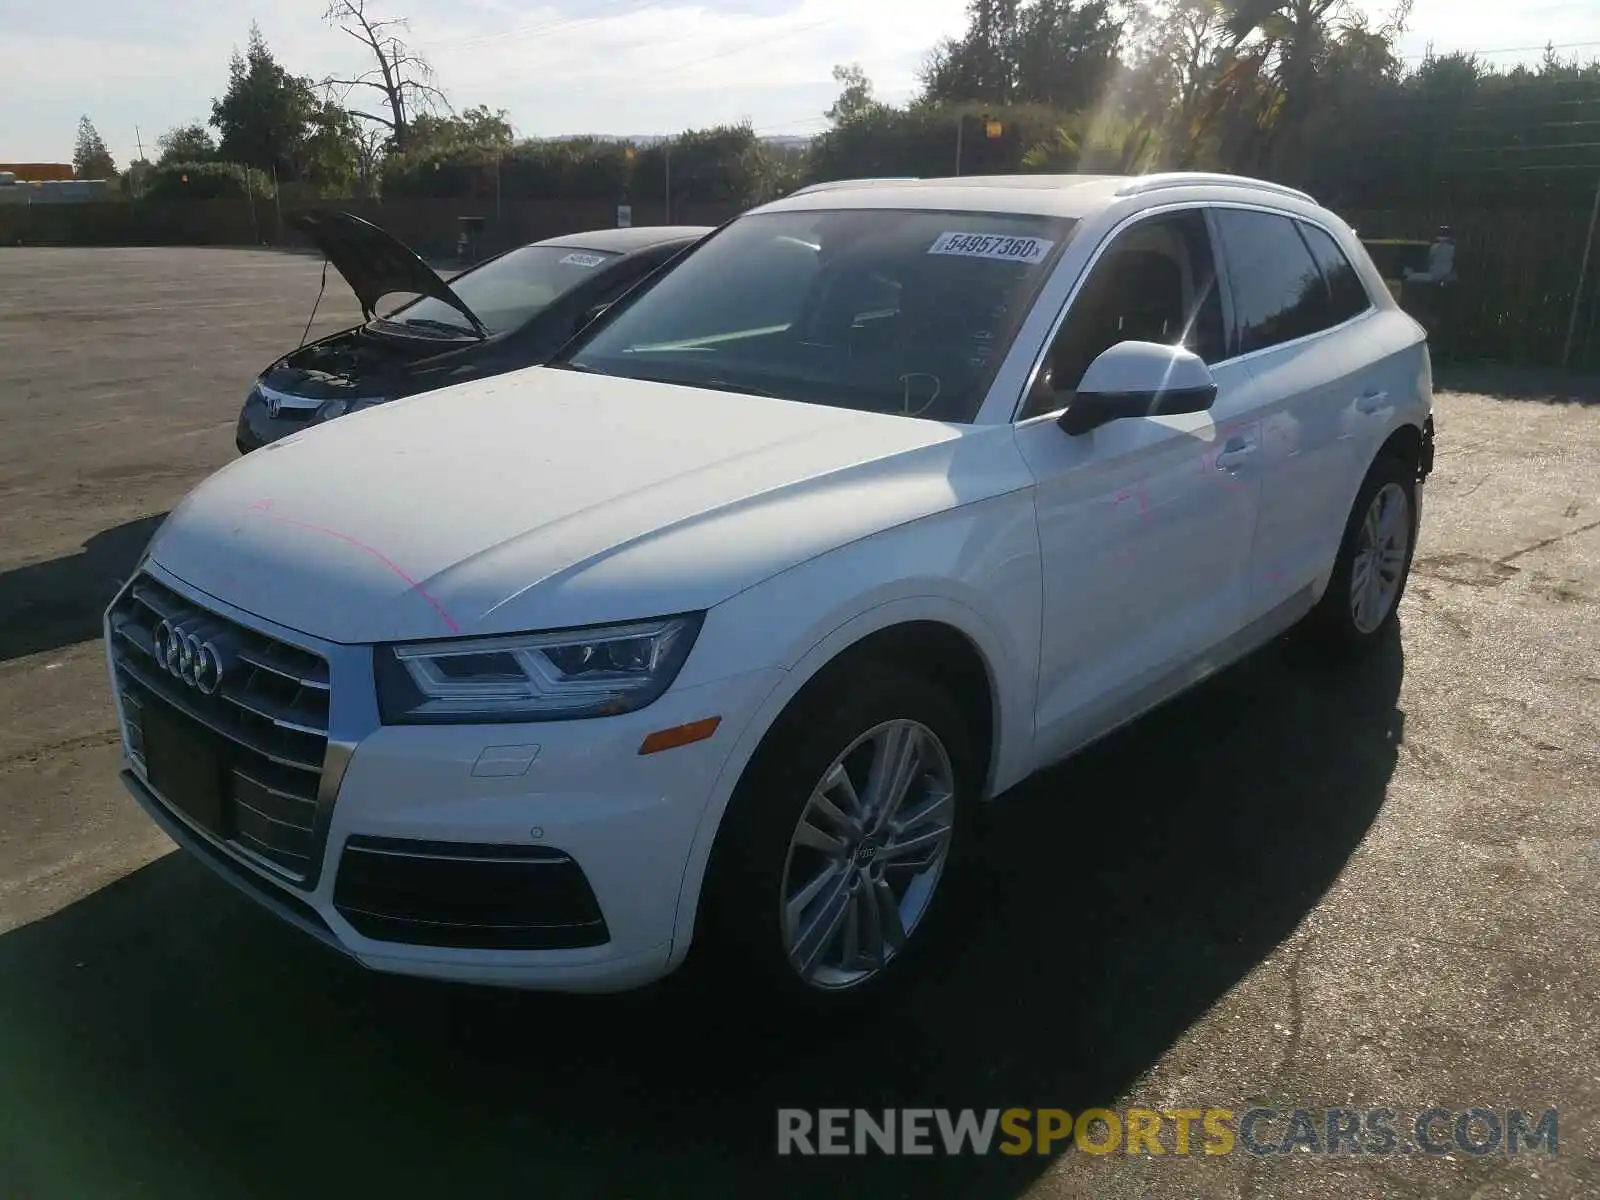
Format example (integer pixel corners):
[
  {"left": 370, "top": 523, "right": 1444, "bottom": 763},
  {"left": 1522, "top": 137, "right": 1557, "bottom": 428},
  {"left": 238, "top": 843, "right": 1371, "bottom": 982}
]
[
  {"left": 537, "top": 225, "right": 713, "bottom": 252},
  {"left": 757, "top": 172, "right": 1319, "bottom": 221}
]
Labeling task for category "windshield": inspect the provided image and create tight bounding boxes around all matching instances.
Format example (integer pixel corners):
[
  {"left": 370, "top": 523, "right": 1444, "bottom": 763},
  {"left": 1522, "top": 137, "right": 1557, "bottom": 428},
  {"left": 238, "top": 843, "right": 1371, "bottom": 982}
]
[
  {"left": 378, "top": 244, "right": 621, "bottom": 337},
  {"left": 564, "top": 209, "right": 1076, "bottom": 422}
]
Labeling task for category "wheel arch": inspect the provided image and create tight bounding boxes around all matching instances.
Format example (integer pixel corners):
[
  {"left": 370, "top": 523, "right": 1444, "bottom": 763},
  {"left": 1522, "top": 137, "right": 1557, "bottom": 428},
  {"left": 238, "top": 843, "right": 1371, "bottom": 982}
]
[{"left": 665, "top": 598, "right": 1017, "bottom": 968}]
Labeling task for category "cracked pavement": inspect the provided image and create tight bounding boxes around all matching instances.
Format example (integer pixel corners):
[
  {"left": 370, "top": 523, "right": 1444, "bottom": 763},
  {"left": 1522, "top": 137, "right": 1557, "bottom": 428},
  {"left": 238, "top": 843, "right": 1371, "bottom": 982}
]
[{"left": 0, "top": 250, "right": 1596, "bottom": 1198}]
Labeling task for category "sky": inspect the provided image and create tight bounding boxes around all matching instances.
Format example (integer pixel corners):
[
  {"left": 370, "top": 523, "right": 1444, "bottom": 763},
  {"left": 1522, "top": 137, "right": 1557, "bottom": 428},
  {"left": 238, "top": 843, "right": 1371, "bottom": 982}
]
[{"left": 1, "top": 0, "right": 1596, "bottom": 167}]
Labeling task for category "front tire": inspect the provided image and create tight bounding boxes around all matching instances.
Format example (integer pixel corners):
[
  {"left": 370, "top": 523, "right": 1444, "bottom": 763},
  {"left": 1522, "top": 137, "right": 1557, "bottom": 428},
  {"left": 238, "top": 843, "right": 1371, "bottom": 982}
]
[
  {"left": 696, "top": 662, "right": 977, "bottom": 1009},
  {"left": 1304, "top": 450, "right": 1418, "bottom": 653}
]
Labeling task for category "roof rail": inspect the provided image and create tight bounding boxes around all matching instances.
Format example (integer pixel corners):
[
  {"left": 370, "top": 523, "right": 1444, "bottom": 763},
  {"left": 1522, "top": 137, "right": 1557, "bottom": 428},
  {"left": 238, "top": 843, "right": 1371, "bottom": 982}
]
[
  {"left": 788, "top": 177, "right": 920, "bottom": 197},
  {"left": 1114, "top": 172, "right": 1314, "bottom": 203}
]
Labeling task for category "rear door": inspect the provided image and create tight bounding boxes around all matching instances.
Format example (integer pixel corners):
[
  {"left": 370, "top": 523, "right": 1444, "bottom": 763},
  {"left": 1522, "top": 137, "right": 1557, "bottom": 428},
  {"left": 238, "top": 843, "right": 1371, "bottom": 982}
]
[{"left": 1210, "top": 206, "right": 1381, "bottom": 623}]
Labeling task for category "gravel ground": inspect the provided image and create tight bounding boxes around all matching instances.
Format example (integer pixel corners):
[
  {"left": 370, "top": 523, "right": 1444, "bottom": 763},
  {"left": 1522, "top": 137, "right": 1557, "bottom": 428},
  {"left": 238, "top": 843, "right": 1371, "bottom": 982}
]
[{"left": 0, "top": 247, "right": 1595, "bottom": 1199}]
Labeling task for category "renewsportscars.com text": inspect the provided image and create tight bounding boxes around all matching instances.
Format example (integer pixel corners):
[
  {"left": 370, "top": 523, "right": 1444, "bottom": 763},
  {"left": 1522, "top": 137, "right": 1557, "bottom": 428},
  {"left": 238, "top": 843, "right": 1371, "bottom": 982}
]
[{"left": 777, "top": 1106, "right": 1559, "bottom": 1157}]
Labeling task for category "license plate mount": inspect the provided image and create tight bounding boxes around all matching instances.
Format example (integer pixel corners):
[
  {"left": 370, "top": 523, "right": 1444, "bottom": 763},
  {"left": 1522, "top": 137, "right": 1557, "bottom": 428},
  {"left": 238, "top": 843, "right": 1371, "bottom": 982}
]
[{"left": 142, "top": 701, "right": 228, "bottom": 838}]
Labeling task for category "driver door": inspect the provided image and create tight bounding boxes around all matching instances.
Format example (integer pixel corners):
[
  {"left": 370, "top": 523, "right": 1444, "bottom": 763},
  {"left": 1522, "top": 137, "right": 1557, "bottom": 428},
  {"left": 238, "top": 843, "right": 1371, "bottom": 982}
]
[{"left": 1013, "top": 207, "right": 1265, "bottom": 764}]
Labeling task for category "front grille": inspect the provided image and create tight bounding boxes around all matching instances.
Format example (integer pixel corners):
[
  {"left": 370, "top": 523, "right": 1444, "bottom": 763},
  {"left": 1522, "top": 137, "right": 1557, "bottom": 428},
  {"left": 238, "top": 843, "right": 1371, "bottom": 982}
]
[
  {"left": 252, "top": 386, "right": 318, "bottom": 423},
  {"left": 109, "top": 574, "right": 331, "bottom": 885}
]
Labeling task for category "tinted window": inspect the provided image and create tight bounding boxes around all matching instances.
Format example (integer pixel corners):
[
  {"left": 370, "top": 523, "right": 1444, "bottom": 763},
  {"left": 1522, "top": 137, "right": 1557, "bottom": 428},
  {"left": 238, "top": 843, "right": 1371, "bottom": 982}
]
[
  {"left": 567, "top": 209, "right": 1076, "bottom": 423},
  {"left": 1214, "top": 209, "right": 1334, "bottom": 354},
  {"left": 1299, "top": 222, "right": 1372, "bottom": 324},
  {"left": 1025, "top": 209, "right": 1224, "bottom": 417}
]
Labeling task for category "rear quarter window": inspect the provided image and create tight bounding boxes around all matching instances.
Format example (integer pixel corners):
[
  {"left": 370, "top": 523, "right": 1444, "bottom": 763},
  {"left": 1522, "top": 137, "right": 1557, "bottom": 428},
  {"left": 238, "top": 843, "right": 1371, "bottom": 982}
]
[{"left": 1299, "top": 223, "right": 1373, "bottom": 325}]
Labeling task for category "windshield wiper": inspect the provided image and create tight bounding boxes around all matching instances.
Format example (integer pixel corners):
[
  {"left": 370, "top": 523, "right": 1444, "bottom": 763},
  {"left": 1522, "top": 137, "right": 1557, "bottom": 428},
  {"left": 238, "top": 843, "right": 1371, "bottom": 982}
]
[
  {"left": 400, "top": 317, "right": 480, "bottom": 338},
  {"left": 698, "top": 378, "right": 783, "bottom": 399}
]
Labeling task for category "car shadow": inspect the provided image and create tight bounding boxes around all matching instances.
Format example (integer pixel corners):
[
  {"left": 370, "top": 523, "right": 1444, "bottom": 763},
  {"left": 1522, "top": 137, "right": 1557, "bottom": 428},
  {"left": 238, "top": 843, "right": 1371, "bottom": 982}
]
[
  {"left": 0, "top": 627, "right": 1406, "bottom": 1198},
  {"left": 0, "top": 514, "right": 164, "bottom": 663}
]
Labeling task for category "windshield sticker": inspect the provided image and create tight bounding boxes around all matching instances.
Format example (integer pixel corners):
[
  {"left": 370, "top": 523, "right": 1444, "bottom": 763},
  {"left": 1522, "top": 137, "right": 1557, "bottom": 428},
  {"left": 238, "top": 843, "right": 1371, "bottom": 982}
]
[
  {"left": 559, "top": 252, "right": 607, "bottom": 267},
  {"left": 928, "top": 232, "right": 1054, "bottom": 264}
]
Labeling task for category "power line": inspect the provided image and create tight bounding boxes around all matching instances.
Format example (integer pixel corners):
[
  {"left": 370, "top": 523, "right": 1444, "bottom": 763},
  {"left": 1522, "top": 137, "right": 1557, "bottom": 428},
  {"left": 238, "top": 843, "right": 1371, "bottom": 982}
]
[
  {"left": 750, "top": 115, "right": 832, "bottom": 135},
  {"left": 1400, "top": 39, "right": 1600, "bottom": 61}
]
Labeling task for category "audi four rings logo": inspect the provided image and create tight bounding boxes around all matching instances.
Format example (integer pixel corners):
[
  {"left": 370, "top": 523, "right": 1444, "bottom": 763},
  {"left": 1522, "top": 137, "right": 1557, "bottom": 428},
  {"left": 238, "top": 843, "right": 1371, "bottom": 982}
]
[{"left": 152, "top": 620, "right": 230, "bottom": 695}]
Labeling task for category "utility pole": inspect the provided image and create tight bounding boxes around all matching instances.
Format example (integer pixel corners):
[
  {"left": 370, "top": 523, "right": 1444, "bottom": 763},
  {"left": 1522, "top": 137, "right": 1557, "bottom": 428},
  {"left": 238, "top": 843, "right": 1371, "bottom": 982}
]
[
  {"left": 132, "top": 126, "right": 148, "bottom": 200},
  {"left": 242, "top": 163, "right": 260, "bottom": 245},
  {"left": 1563, "top": 177, "right": 1600, "bottom": 369},
  {"left": 664, "top": 144, "right": 672, "bottom": 224},
  {"left": 269, "top": 162, "right": 283, "bottom": 245},
  {"left": 954, "top": 116, "right": 963, "bottom": 176}
]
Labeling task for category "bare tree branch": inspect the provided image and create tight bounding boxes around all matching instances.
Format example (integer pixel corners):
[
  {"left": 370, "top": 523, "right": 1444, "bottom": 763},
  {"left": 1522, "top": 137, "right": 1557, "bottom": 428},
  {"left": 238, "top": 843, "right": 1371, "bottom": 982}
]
[{"left": 322, "top": 0, "right": 448, "bottom": 150}]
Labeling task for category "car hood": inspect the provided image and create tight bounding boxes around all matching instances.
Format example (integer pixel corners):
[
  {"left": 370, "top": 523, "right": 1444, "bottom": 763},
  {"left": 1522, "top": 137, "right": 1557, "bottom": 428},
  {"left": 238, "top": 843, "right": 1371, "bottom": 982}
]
[
  {"left": 146, "top": 368, "right": 1002, "bottom": 644},
  {"left": 286, "top": 208, "right": 483, "bottom": 333}
]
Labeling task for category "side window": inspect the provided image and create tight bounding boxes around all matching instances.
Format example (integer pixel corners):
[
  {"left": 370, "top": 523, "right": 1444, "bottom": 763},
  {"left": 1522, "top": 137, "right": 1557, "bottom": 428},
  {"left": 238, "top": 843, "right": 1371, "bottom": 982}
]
[
  {"left": 1024, "top": 209, "right": 1224, "bottom": 417},
  {"left": 1298, "top": 222, "right": 1372, "bottom": 324},
  {"left": 1213, "top": 209, "right": 1335, "bottom": 354}
]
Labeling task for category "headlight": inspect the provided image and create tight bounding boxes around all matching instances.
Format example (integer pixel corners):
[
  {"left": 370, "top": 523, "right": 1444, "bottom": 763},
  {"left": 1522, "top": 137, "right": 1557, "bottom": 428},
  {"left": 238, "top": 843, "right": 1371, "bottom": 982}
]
[
  {"left": 316, "top": 397, "right": 385, "bottom": 423},
  {"left": 375, "top": 614, "right": 703, "bottom": 724}
]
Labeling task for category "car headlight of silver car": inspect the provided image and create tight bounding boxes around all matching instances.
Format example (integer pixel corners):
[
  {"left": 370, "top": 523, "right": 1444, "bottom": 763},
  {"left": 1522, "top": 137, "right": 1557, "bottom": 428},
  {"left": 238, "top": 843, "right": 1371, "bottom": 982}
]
[{"left": 374, "top": 614, "right": 703, "bottom": 723}]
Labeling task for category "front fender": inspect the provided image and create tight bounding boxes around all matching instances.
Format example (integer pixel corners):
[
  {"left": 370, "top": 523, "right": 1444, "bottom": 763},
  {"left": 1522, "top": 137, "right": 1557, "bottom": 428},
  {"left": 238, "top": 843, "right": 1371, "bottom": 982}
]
[{"left": 664, "top": 488, "right": 1042, "bottom": 967}]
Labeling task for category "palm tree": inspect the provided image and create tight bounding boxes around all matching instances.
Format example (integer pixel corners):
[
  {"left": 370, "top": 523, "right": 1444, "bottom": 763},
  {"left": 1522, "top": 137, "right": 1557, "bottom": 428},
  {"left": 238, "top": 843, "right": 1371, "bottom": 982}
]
[
  {"left": 1021, "top": 113, "right": 1158, "bottom": 173},
  {"left": 1212, "top": 0, "right": 1348, "bottom": 179}
]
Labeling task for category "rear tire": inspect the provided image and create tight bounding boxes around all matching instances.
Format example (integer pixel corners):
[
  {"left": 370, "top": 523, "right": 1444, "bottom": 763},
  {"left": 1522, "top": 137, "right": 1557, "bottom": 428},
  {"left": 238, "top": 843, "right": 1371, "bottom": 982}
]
[
  {"left": 694, "top": 661, "right": 977, "bottom": 1011},
  {"left": 1303, "top": 450, "right": 1418, "bottom": 654}
]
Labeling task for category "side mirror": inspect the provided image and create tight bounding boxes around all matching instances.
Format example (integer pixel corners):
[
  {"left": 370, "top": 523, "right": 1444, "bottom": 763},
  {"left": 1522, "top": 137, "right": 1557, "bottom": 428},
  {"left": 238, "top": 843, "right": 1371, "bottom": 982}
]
[{"left": 1057, "top": 341, "right": 1218, "bottom": 436}]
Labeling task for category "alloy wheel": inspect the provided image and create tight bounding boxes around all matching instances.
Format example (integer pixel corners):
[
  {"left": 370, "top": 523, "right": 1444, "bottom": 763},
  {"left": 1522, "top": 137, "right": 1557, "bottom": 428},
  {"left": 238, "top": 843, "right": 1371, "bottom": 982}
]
[
  {"left": 778, "top": 719, "right": 957, "bottom": 990},
  {"left": 1350, "top": 481, "right": 1411, "bottom": 634}
]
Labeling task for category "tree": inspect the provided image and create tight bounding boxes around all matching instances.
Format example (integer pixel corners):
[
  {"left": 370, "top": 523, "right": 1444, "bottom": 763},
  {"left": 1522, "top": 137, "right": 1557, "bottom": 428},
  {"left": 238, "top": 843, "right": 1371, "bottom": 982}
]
[
  {"left": 1122, "top": 0, "right": 1228, "bottom": 164},
  {"left": 405, "top": 106, "right": 514, "bottom": 157},
  {"left": 827, "top": 64, "right": 881, "bottom": 124},
  {"left": 922, "top": 0, "right": 1025, "bottom": 104},
  {"left": 210, "top": 23, "right": 319, "bottom": 179},
  {"left": 1012, "top": 0, "right": 1125, "bottom": 110},
  {"left": 120, "top": 158, "right": 153, "bottom": 198},
  {"left": 72, "top": 116, "right": 117, "bottom": 179},
  {"left": 301, "top": 99, "right": 365, "bottom": 192},
  {"left": 921, "top": 0, "right": 1124, "bottom": 110},
  {"left": 1021, "top": 113, "right": 1158, "bottom": 171},
  {"left": 322, "top": 0, "right": 448, "bottom": 152},
  {"left": 156, "top": 123, "right": 218, "bottom": 166}
]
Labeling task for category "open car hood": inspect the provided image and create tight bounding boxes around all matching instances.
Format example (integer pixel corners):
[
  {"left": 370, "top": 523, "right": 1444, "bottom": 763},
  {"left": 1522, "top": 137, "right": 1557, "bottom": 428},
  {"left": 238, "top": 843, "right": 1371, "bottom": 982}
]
[{"left": 285, "top": 209, "right": 486, "bottom": 334}]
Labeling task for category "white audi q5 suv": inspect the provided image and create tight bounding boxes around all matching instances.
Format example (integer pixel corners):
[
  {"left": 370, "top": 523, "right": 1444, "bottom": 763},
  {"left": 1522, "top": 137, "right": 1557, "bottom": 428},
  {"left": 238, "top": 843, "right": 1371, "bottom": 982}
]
[{"left": 107, "top": 172, "right": 1434, "bottom": 1006}]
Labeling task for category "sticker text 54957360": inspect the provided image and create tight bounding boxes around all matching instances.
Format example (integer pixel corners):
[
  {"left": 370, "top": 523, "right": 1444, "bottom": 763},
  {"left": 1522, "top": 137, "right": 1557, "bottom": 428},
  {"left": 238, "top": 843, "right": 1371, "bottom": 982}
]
[
  {"left": 559, "top": 252, "right": 607, "bottom": 267},
  {"left": 928, "top": 232, "right": 1055, "bottom": 264}
]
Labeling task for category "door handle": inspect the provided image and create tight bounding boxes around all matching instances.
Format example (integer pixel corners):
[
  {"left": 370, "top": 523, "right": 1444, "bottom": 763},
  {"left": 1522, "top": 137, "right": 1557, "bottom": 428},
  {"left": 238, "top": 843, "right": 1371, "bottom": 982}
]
[
  {"left": 1214, "top": 437, "right": 1258, "bottom": 470},
  {"left": 1356, "top": 389, "right": 1391, "bottom": 414}
]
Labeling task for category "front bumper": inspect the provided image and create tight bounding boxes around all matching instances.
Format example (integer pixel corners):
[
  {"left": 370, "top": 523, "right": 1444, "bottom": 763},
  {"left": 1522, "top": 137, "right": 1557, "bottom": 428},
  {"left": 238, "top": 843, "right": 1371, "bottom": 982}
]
[{"left": 108, "top": 566, "right": 783, "bottom": 992}]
